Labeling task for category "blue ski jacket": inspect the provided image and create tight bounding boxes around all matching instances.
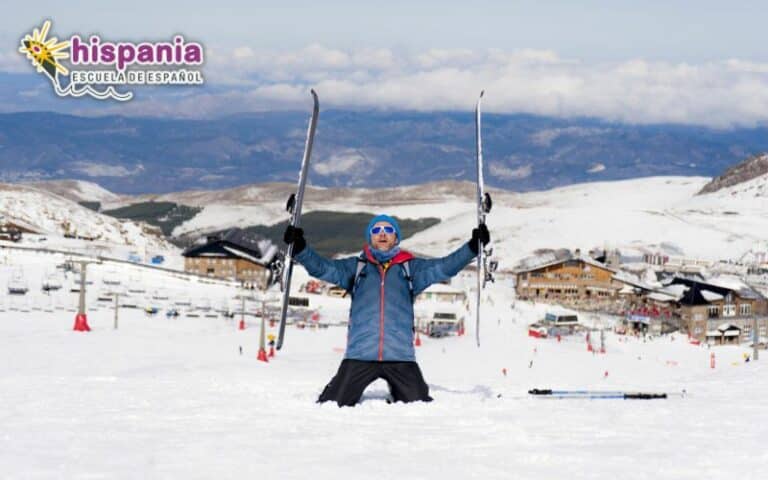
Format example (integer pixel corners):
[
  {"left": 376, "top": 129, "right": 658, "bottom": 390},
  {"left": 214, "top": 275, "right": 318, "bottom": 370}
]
[{"left": 295, "top": 242, "right": 476, "bottom": 361}]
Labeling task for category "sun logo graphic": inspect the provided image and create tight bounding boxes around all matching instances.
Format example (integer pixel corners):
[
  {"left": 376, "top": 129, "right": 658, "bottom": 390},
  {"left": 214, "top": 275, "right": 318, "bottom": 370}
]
[
  {"left": 19, "top": 20, "right": 131, "bottom": 101},
  {"left": 18, "top": 20, "right": 70, "bottom": 79}
]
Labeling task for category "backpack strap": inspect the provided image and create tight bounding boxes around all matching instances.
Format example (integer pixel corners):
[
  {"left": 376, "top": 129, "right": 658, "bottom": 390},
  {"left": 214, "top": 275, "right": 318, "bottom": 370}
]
[
  {"left": 401, "top": 260, "right": 414, "bottom": 300},
  {"left": 351, "top": 258, "right": 414, "bottom": 300},
  {"left": 351, "top": 257, "right": 367, "bottom": 297}
]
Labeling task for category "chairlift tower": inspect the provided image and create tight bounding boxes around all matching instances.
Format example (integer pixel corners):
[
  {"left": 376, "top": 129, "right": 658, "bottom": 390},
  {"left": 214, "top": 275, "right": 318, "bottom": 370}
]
[{"left": 72, "top": 259, "right": 101, "bottom": 332}]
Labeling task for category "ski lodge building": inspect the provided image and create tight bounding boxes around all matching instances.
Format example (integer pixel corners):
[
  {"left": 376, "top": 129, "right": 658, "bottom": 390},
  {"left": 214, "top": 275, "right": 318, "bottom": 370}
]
[
  {"left": 671, "top": 277, "right": 767, "bottom": 344},
  {"left": 514, "top": 252, "right": 621, "bottom": 306},
  {"left": 515, "top": 250, "right": 768, "bottom": 343},
  {"left": 182, "top": 229, "right": 280, "bottom": 289}
]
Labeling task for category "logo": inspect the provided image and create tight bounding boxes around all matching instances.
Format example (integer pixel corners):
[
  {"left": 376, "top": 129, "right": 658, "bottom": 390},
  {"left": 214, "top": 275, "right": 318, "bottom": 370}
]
[{"left": 19, "top": 20, "right": 205, "bottom": 101}]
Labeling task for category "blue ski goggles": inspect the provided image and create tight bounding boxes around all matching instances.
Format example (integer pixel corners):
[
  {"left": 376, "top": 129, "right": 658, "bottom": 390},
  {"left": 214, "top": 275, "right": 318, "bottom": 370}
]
[{"left": 370, "top": 225, "right": 396, "bottom": 235}]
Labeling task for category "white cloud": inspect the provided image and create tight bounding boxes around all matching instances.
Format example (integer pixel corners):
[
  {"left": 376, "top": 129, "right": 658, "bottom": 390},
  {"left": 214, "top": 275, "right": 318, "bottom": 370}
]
[
  {"left": 233, "top": 47, "right": 254, "bottom": 59},
  {"left": 43, "top": 44, "right": 768, "bottom": 127},
  {"left": 70, "top": 162, "right": 138, "bottom": 177},
  {"left": 0, "top": 49, "right": 28, "bottom": 73},
  {"left": 530, "top": 127, "right": 611, "bottom": 147},
  {"left": 587, "top": 163, "right": 606, "bottom": 173},
  {"left": 490, "top": 163, "right": 533, "bottom": 180},
  {"left": 313, "top": 149, "right": 371, "bottom": 176}
]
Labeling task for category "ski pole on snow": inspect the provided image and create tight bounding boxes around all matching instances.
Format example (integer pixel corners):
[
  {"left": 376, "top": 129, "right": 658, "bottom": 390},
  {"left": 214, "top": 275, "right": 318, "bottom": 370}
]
[{"left": 528, "top": 388, "right": 678, "bottom": 399}]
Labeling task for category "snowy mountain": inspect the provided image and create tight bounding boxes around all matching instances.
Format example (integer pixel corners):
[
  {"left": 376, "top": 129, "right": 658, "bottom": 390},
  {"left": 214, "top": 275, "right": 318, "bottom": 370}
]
[
  {"left": 25, "top": 179, "right": 122, "bottom": 204},
  {"left": 698, "top": 152, "right": 768, "bottom": 195},
  {"left": 3, "top": 111, "right": 768, "bottom": 194},
  {"left": 61, "top": 174, "right": 764, "bottom": 270},
  {"left": 0, "top": 183, "right": 174, "bottom": 252},
  {"left": 10, "top": 167, "right": 768, "bottom": 271}
]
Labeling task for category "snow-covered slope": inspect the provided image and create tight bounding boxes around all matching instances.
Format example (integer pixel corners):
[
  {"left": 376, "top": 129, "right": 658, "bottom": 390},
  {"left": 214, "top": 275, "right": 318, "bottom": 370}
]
[
  {"left": 87, "top": 175, "right": 768, "bottom": 268},
  {"left": 0, "top": 246, "right": 764, "bottom": 479},
  {"left": 698, "top": 152, "right": 768, "bottom": 195},
  {"left": 25, "top": 179, "right": 122, "bottom": 203},
  {"left": 24, "top": 174, "right": 768, "bottom": 269},
  {"left": 0, "top": 183, "right": 173, "bottom": 252}
]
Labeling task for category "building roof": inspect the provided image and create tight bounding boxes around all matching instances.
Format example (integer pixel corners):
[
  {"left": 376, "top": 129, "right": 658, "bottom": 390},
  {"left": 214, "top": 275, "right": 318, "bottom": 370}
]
[
  {"left": 514, "top": 255, "right": 616, "bottom": 275},
  {"left": 182, "top": 228, "right": 279, "bottom": 266},
  {"left": 671, "top": 276, "right": 762, "bottom": 305},
  {"left": 647, "top": 292, "right": 679, "bottom": 303}
]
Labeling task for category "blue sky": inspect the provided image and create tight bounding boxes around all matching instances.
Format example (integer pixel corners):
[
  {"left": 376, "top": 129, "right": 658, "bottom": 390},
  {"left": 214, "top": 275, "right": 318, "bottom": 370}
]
[
  {"left": 4, "top": 0, "right": 766, "bottom": 61},
  {"left": 2, "top": 1, "right": 767, "bottom": 125}
]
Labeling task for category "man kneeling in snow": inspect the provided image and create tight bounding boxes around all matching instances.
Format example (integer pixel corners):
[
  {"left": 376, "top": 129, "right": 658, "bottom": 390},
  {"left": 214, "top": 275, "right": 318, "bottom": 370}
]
[{"left": 283, "top": 214, "right": 489, "bottom": 407}]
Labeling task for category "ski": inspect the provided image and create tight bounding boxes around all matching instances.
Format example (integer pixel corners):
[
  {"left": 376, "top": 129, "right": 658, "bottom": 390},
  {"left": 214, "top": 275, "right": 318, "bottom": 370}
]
[
  {"left": 474, "top": 90, "right": 494, "bottom": 347},
  {"left": 276, "top": 89, "right": 319, "bottom": 350},
  {"left": 528, "top": 388, "right": 672, "bottom": 400}
]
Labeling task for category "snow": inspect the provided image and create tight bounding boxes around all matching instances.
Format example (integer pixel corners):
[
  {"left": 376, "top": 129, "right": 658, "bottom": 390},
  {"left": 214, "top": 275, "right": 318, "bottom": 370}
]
[
  {"left": 158, "top": 175, "right": 768, "bottom": 274},
  {"left": 707, "top": 275, "right": 750, "bottom": 292},
  {"left": 2, "top": 245, "right": 767, "bottom": 479},
  {"left": 26, "top": 180, "right": 122, "bottom": 203},
  {"left": 172, "top": 204, "right": 288, "bottom": 236},
  {"left": 12, "top": 174, "right": 768, "bottom": 275},
  {"left": 700, "top": 290, "right": 725, "bottom": 302},
  {"left": 0, "top": 183, "right": 175, "bottom": 254},
  {"left": 3, "top": 174, "right": 768, "bottom": 478}
]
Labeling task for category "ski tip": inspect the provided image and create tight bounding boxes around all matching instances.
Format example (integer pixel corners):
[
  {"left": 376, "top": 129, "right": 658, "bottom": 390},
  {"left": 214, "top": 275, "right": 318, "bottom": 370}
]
[
  {"left": 310, "top": 88, "right": 318, "bottom": 101},
  {"left": 479, "top": 90, "right": 485, "bottom": 98}
]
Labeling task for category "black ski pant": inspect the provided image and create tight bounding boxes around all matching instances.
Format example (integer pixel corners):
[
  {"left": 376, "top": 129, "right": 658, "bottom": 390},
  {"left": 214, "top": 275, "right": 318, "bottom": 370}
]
[{"left": 318, "top": 359, "right": 433, "bottom": 407}]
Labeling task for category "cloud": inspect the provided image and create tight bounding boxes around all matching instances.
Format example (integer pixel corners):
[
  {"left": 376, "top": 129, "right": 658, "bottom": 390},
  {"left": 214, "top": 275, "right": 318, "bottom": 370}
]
[
  {"left": 490, "top": 163, "right": 533, "bottom": 180},
  {"left": 9, "top": 43, "right": 768, "bottom": 127},
  {"left": 313, "top": 149, "right": 371, "bottom": 176},
  {"left": 530, "top": 127, "right": 611, "bottom": 147},
  {"left": 587, "top": 163, "right": 606, "bottom": 173},
  {"left": 0, "top": 49, "right": 28, "bottom": 73},
  {"left": 70, "top": 162, "right": 142, "bottom": 177}
]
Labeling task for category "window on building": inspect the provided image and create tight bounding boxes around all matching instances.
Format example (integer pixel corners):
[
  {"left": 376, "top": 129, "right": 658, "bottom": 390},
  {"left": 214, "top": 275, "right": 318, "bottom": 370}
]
[
  {"left": 708, "top": 305, "right": 719, "bottom": 318},
  {"left": 723, "top": 304, "right": 735, "bottom": 317},
  {"left": 739, "top": 304, "right": 751, "bottom": 316}
]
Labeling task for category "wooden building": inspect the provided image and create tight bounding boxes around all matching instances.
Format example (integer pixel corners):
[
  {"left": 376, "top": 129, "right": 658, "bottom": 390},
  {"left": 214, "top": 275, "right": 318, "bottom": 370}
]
[
  {"left": 514, "top": 255, "right": 621, "bottom": 307},
  {"left": 182, "top": 229, "right": 280, "bottom": 289},
  {"left": 671, "top": 277, "right": 768, "bottom": 343}
]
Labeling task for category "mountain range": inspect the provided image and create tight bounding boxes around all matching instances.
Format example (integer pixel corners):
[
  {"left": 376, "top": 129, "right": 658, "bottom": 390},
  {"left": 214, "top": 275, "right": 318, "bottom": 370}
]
[{"left": 3, "top": 110, "right": 768, "bottom": 194}]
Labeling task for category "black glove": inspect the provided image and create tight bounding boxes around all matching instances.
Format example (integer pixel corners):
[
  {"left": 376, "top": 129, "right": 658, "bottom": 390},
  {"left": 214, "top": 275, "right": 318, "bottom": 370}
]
[
  {"left": 469, "top": 223, "right": 490, "bottom": 254},
  {"left": 283, "top": 225, "right": 306, "bottom": 254}
]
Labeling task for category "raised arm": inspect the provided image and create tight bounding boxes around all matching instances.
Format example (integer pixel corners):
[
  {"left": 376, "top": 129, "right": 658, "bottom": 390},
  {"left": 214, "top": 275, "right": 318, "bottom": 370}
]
[
  {"left": 284, "top": 225, "right": 357, "bottom": 289},
  {"left": 410, "top": 225, "right": 489, "bottom": 295},
  {"left": 294, "top": 246, "right": 357, "bottom": 290}
]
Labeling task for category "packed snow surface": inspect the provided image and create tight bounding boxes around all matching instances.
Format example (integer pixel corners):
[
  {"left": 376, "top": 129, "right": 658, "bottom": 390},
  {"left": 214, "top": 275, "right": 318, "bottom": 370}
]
[
  {"left": 1, "top": 250, "right": 765, "bottom": 480},
  {"left": 3, "top": 174, "right": 768, "bottom": 479}
]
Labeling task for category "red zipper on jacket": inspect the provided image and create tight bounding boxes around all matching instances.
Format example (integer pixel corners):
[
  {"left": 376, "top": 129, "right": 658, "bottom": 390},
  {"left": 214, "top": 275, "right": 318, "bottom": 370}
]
[{"left": 378, "top": 264, "right": 386, "bottom": 361}]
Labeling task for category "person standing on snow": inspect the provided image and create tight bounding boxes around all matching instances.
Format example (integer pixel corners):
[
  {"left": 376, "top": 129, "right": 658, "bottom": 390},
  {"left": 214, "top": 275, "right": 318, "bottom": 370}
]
[{"left": 283, "top": 214, "right": 490, "bottom": 407}]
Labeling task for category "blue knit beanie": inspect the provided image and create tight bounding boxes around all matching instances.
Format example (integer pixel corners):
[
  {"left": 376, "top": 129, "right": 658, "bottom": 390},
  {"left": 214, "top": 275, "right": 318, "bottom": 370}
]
[{"left": 366, "top": 214, "right": 401, "bottom": 246}]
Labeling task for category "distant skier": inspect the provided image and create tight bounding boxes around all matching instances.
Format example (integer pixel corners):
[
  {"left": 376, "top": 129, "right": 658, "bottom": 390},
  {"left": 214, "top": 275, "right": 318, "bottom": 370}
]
[{"left": 283, "top": 214, "right": 489, "bottom": 407}]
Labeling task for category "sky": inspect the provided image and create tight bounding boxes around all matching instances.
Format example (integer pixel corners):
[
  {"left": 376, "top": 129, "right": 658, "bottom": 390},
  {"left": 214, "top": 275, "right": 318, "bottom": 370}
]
[{"left": 2, "top": 0, "right": 768, "bottom": 126}]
